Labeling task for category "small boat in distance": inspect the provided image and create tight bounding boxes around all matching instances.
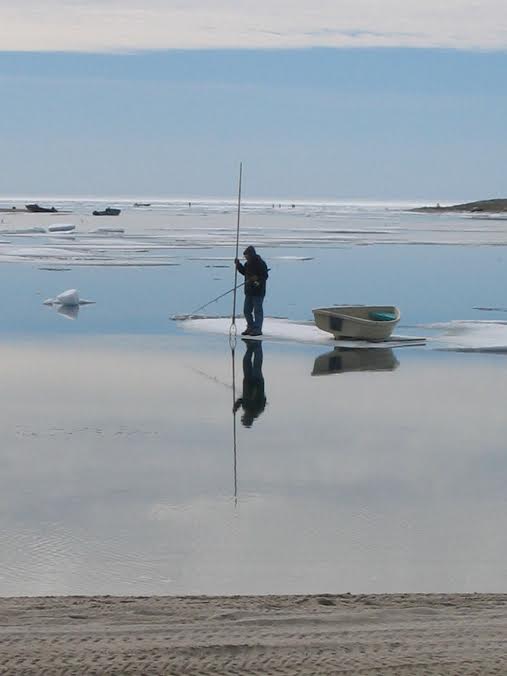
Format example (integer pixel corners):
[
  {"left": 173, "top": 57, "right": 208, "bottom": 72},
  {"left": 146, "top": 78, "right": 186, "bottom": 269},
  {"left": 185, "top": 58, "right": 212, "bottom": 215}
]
[
  {"left": 313, "top": 305, "right": 401, "bottom": 342},
  {"left": 92, "top": 207, "right": 121, "bottom": 216},
  {"left": 26, "top": 203, "right": 58, "bottom": 213},
  {"left": 133, "top": 202, "right": 151, "bottom": 207}
]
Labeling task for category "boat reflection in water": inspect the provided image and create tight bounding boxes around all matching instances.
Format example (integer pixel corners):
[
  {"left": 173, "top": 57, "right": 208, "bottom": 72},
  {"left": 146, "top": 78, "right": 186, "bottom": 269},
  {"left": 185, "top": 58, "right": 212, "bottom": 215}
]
[
  {"left": 233, "top": 340, "right": 267, "bottom": 427},
  {"left": 312, "top": 347, "right": 399, "bottom": 376}
]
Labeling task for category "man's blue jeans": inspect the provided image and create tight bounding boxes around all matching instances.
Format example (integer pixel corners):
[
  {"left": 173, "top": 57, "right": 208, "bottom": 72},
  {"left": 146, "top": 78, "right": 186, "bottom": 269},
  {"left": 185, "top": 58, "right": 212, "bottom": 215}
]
[{"left": 244, "top": 295, "right": 264, "bottom": 332}]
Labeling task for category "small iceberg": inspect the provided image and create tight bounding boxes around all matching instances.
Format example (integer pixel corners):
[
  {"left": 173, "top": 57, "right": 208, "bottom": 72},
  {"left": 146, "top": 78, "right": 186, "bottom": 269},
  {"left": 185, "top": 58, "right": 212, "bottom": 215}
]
[{"left": 43, "top": 288, "right": 95, "bottom": 307}]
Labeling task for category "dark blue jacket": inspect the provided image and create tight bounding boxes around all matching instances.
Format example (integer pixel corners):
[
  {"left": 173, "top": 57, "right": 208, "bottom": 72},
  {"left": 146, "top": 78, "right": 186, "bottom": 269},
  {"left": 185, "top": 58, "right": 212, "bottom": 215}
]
[{"left": 236, "top": 255, "right": 269, "bottom": 297}]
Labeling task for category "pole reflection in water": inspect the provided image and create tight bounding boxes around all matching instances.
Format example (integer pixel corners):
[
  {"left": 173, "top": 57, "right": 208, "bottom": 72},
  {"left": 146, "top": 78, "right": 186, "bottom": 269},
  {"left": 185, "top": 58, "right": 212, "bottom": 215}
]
[
  {"left": 231, "top": 339, "right": 267, "bottom": 502},
  {"left": 230, "top": 335, "right": 238, "bottom": 503},
  {"left": 312, "top": 347, "right": 399, "bottom": 376}
]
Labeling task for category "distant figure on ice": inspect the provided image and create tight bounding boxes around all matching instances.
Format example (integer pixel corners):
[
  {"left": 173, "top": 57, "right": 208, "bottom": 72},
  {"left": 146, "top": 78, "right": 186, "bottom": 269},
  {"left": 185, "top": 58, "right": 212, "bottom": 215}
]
[
  {"left": 234, "top": 340, "right": 266, "bottom": 427},
  {"left": 235, "top": 245, "right": 269, "bottom": 336}
]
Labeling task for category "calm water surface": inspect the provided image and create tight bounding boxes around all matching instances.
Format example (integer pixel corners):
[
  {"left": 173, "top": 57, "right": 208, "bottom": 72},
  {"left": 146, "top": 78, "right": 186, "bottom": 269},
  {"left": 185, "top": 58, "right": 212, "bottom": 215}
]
[
  {"left": 1, "top": 243, "right": 507, "bottom": 595},
  {"left": 1, "top": 244, "right": 507, "bottom": 333}
]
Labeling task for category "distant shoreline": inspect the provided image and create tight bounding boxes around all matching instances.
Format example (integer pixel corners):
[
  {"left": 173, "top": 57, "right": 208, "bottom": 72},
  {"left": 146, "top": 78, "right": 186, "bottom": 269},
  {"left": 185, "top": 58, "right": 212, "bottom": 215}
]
[{"left": 411, "top": 198, "right": 507, "bottom": 213}]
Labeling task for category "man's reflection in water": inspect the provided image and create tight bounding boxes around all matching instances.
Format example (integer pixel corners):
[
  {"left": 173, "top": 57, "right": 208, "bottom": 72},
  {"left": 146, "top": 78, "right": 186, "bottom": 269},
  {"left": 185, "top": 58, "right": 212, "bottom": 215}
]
[{"left": 233, "top": 339, "right": 267, "bottom": 427}]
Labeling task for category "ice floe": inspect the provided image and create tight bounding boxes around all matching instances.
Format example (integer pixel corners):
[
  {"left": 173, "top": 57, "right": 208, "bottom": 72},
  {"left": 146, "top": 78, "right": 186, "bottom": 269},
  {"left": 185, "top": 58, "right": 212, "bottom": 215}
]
[
  {"left": 179, "top": 315, "right": 507, "bottom": 354},
  {"left": 273, "top": 255, "right": 314, "bottom": 261},
  {"left": 47, "top": 224, "right": 76, "bottom": 233},
  {"left": 2, "top": 199, "right": 507, "bottom": 268},
  {"left": 43, "top": 289, "right": 95, "bottom": 307},
  {"left": 178, "top": 316, "right": 425, "bottom": 349},
  {"left": 424, "top": 320, "right": 507, "bottom": 352}
]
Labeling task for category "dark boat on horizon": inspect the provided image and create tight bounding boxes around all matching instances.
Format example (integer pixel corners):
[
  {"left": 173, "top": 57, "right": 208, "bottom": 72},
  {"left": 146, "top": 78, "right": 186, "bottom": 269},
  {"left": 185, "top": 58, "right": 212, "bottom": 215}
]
[
  {"left": 92, "top": 207, "right": 121, "bottom": 216},
  {"left": 26, "top": 203, "right": 58, "bottom": 213}
]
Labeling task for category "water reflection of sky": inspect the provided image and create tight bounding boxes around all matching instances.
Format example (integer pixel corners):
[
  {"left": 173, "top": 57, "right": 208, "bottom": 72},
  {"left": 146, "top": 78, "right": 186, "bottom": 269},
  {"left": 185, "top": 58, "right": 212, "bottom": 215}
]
[
  {"left": 2, "top": 244, "right": 507, "bottom": 335},
  {"left": 1, "top": 334, "right": 506, "bottom": 595}
]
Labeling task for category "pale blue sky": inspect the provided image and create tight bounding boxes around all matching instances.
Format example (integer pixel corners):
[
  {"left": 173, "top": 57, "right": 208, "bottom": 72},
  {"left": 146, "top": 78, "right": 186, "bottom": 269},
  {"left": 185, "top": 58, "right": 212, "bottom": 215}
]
[{"left": 1, "top": 48, "right": 506, "bottom": 200}]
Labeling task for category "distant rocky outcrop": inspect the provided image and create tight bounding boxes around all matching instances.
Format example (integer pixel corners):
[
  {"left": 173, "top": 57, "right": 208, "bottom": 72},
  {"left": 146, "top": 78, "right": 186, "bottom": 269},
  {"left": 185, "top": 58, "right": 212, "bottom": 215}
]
[{"left": 411, "top": 199, "right": 507, "bottom": 213}]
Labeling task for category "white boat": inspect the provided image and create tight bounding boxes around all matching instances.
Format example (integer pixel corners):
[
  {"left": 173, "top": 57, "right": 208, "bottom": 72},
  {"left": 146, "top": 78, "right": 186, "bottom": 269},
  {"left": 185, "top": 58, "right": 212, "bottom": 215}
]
[{"left": 313, "top": 305, "right": 400, "bottom": 342}]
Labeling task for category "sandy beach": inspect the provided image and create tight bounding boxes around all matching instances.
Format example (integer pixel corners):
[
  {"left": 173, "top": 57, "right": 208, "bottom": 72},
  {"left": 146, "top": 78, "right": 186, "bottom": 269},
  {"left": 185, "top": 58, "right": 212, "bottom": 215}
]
[{"left": 0, "top": 594, "right": 505, "bottom": 674}]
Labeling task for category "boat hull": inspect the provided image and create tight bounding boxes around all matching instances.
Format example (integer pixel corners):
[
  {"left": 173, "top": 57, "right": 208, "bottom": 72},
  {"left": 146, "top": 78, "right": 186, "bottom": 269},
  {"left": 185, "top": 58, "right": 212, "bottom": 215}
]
[
  {"left": 26, "top": 203, "right": 57, "bottom": 213},
  {"left": 92, "top": 208, "right": 121, "bottom": 216},
  {"left": 313, "top": 305, "right": 400, "bottom": 342}
]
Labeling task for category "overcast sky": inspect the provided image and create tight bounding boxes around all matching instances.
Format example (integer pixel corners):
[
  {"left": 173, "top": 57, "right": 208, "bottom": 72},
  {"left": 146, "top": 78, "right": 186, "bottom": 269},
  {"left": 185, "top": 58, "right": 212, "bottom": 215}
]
[
  {"left": 1, "top": 1, "right": 506, "bottom": 199},
  {"left": 2, "top": 0, "right": 507, "bottom": 51}
]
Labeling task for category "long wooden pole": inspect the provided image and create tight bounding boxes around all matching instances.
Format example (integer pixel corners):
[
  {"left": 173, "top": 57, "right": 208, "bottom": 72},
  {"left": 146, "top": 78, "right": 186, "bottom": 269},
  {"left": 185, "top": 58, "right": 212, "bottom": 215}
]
[{"left": 230, "top": 162, "right": 243, "bottom": 334}]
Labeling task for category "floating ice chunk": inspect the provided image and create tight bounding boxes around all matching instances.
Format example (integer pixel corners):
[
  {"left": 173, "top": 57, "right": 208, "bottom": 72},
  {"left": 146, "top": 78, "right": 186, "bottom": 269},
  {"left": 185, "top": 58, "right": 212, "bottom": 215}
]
[
  {"left": 425, "top": 320, "right": 507, "bottom": 352},
  {"left": 48, "top": 224, "right": 75, "bottom": 233},
  {"left": 56, "top": 288, "right": 80, "bottom": 306},
  {"left": 43, "top": 288, "right": 95, "bottom": 306}
]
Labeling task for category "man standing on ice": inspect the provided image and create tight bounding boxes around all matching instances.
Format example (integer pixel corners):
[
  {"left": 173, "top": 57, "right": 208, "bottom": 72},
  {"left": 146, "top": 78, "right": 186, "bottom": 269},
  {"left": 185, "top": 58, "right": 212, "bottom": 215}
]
[{"left": 235, "top": 245, "right": 269, "bottom": 336}]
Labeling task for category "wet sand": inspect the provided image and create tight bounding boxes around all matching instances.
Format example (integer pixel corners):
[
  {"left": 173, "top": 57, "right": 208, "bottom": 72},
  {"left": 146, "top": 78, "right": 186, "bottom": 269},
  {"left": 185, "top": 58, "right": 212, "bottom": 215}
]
[{"left": 1, "top": 594, "right": 506, "bottom": 674}]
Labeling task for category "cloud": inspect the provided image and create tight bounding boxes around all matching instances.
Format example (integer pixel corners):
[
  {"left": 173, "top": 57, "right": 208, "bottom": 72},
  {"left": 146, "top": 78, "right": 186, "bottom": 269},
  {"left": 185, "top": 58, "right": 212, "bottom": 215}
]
[{"left": 1, "top": 0, "right": 507, "bottom": 52}]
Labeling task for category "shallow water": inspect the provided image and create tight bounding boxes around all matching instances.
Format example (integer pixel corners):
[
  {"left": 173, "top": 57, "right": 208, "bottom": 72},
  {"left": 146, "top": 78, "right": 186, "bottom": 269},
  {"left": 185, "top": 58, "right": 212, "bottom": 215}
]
[
  {"left": 2, "top": 244, "right": 507, "bottom": 335},
  {"left": 1, "top": 201, "right": 507, "bottom": 595},
  {"left": 0, "top": 334, "right": 506, "bottom": 595}
]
